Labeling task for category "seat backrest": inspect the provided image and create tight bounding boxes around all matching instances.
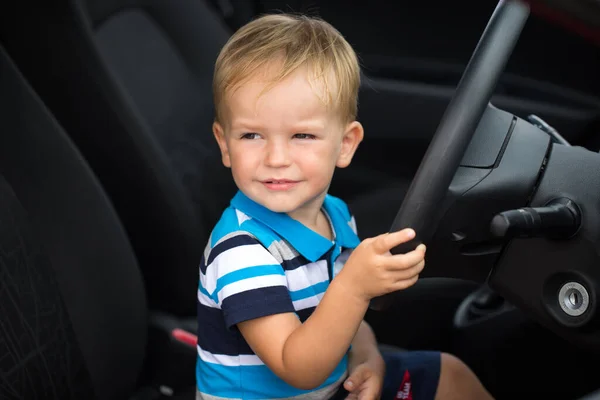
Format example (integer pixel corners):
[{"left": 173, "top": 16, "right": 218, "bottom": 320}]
[
  {"left": 0, "top": 45, "right": 146, "bottom": 400},
  {"left": 0, "top": 0, "right": 237, "bottom": 315}
]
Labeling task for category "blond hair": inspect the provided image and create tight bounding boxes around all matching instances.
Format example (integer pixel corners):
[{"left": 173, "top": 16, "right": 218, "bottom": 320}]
[{"left": 213, "top": 13, "right": 360, "bottom": 124}]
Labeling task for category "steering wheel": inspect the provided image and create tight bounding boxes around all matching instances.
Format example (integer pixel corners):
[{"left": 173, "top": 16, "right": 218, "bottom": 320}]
[
  {"left": 373, "top": 0, "right": 530, "bottom": 301},
  {"left": 371, "top": 0, "right": 600, "bottom": 353}
]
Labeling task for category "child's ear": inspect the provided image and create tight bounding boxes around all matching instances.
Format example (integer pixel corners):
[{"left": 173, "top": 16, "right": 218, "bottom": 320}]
[
  {"left": 336, "top": 121, "right": 364, "bottom": 168},
  {"left": 213, "top": 122, "right": 231, "bottom": 168}
]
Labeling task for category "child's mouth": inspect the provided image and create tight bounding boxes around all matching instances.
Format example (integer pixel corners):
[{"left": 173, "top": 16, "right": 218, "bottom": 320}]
[{"left": 261, "top": 179, "right": 299, "bottom": 191}]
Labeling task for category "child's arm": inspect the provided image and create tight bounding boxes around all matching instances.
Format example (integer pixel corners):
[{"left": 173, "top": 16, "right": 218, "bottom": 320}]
[
  {"left": 348, "top": 320, "right": 383, "bottom": 366},
  {"left": 342, "top": 320, "right": 385, "bottom": 395},
  {"left": 238, "top": 229, "right": 426, "bottom": 389},
  {"left": 238, "top": 276, "right": 369, "bottom": 389}
]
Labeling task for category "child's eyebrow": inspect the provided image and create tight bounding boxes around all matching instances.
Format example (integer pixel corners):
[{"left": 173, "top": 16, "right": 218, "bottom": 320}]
[
  {"left": 230, "top": 120, "right": 326, "bottom": 132},
  {"left": 230, "top": 120, "right": 264, "bottom": 132},
  {"left": 290, "top": 121, "right": 326, "bottom": 132}
]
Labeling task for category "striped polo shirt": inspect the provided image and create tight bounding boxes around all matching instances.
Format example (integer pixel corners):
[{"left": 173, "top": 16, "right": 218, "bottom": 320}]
[{"left": 196, "top": 190, "right": 360, "bottom": 399}]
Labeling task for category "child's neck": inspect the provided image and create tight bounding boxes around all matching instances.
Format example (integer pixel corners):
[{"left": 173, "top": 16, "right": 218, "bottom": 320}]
[{"left": 287, "top": 206, "right": 333, "bottom": 241}]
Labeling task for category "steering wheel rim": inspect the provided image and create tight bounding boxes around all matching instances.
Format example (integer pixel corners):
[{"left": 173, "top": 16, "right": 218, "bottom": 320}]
[{"left": 371, "top": 0, "right": 530, "bottom": 310}]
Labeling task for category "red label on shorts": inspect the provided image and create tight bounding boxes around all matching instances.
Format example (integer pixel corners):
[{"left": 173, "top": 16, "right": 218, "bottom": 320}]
[{"left": 395, "top": 370, "right": 413, "bottom": 400}]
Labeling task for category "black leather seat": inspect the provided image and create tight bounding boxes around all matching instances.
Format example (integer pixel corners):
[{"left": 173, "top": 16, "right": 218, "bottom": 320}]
[
  {"left": 0, "top": 44, "right": 199, "bottom": 400},
  {"left": 0, "top": 0, "right": 234, "bottom": 316},
  {"left": 0, "top": 0, "right": 411, "bottom": 317}
]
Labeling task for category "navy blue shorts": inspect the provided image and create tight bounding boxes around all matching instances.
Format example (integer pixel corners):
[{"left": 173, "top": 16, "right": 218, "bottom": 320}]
[{"left": 331, "top": 350, "right": 441, "bottom": 400}]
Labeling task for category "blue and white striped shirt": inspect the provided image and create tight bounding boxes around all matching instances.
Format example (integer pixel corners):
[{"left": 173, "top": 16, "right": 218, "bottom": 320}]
[{"left": 196, "top": 190, "right": 360, "bottom": 399}]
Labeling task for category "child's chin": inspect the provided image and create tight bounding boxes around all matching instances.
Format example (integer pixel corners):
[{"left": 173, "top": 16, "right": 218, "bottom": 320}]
[
  {"left": 259, "top": 199, "right": 298, "bottom": 214},
  {"left": 264, "top": 203, "right": 295, "bottom": 214}
]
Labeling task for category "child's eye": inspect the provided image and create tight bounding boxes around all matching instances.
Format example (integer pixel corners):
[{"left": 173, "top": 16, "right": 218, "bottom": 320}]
[
  {"left": 293, "top": 133, "right": 316, "bottom": 140},
  {"left": 240, "top": 132, "right": 260, "bottom": 140}
]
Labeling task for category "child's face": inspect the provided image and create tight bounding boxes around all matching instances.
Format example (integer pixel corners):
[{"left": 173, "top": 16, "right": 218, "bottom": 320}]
[{"left": 213, "top": 63, "right": 363, "bottom": 220}]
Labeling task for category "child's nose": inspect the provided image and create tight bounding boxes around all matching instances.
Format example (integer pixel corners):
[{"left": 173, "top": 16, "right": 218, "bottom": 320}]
[{"left": 265, "top": 140, "right": 292, "bottom": 167}]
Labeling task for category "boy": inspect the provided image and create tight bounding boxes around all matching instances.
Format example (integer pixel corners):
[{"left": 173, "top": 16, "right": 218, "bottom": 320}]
[{"left": 197, "top": 13, "right": 494, "bottom": 400}]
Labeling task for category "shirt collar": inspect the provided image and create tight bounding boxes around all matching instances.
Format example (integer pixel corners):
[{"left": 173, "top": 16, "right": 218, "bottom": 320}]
[{"left": 230, "top": 191, "right": 360, "bottom": 262}]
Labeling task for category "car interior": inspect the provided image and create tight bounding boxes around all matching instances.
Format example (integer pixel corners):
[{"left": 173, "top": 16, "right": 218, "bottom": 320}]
[{"left": 0, "top": 0, "right": 600, "bottom": 399}]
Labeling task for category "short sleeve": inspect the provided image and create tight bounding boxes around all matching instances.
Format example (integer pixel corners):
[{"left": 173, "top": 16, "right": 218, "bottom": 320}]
[{"left": 200, "top": 233, "right": 295, "bottom": 328}]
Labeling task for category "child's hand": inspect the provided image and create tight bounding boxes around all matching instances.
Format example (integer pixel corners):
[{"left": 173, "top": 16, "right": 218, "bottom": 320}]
[
  {"left": 343, "top": 360, "right": 384, "bottom": 400},
  {"left": 343, "top": 348, "right": 385, "bottom": 400},
  {"left": 337, "top": 229, "right": 426, "bottom": 303}
]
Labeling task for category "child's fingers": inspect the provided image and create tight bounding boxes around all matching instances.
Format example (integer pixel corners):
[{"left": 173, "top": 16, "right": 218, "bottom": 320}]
[
  {"left": 393, "top": 274, "right": 420, "bottom": 291},
  {"left": 372, "top": 229, "right": 416, "bottom": 254},
  {"left": 344, "top": 365, "right": 370, "bottom": 392},
  {"left": 387, "top": 245, "right": 426, "bottom": 270},
  {"left": 392, "top": 260, "right": 425, "bottom": 281}
]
